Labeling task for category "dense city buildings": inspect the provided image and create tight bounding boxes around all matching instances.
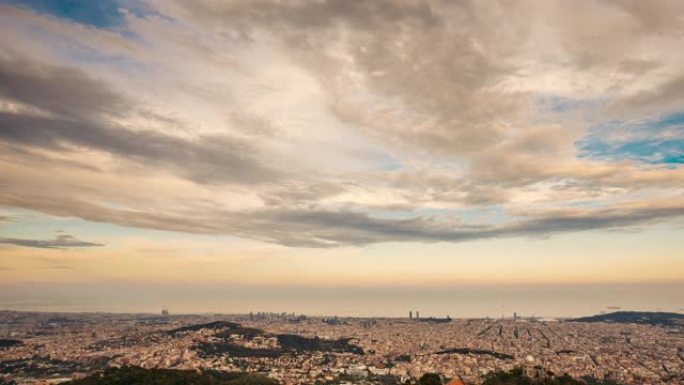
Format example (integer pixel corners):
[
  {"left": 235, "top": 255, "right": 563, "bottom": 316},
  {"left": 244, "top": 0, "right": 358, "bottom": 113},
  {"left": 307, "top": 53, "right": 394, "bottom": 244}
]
[{"left": 0, "top": 311, "right": 681, "bottom": 385}]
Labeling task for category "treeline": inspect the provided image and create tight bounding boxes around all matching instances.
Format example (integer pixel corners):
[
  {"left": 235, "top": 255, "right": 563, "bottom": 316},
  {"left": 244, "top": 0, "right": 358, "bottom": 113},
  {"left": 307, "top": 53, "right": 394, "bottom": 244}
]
[
  {"left": 433, "top": 348, "right": 514, "bottom": 360},
  {"left": 167, "top": 321, "right": 264, "bottom": 338},
  {"left": 276, "top": 335, "right": 364, "bottom": 355},
  {"left": 64, "top": 366, "right": 278, "bottom": 385},
  {"left": 167, "top": 321, "right": 247, "bottom": 335},
  {"left": 0, "top": 339, "right": 22, "bottom": 349},
  {"left": 196, "top": 342, "right": 282, "bottom": 358},
  {"left": 413, "top": 368, "right": 623, "bottom": 385},
  {"left": 481, "top": 368, "right": 620, "bottom": 385},
  {"left": 195, "top": 335, "right": 364, "bottom": 359}
]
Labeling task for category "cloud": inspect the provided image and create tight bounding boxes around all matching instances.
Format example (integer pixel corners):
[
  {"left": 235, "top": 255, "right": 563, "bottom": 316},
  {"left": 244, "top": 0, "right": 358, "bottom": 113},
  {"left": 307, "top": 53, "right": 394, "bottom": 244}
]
[
  {"left": 0, "top": 52, "right": 130, "bottom": 119},
  {"left": 0, "top": 53, "right": 283, "bottom": 185},
  {"left": 0, "top": 234, "right": 103, "bottom": 249},
  {"left": 0, "top": 0, "right": 683, "bottom": 247},
  {"left": 1, "top": 187, "right": 682, "bottom": 247}
]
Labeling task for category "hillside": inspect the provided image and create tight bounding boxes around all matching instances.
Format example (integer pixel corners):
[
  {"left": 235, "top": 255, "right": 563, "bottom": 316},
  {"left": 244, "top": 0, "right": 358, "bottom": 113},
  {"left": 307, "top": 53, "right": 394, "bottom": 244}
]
[{"left": 569, "top": 311, "right": 684, "bottom": 327}]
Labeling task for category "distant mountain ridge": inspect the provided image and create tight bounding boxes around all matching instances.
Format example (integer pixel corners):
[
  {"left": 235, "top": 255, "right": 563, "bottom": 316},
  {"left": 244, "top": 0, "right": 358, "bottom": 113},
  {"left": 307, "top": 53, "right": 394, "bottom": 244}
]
[{"left": 569, "top": 311, "right": 684, "bottom": 326}]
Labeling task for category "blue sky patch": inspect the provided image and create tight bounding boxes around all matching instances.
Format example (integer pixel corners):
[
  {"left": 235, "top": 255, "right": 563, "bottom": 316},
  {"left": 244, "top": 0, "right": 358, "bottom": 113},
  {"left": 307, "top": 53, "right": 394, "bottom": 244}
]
[
  {"left": 5, "top": 0, "right": 151, "bottom": 28},
  {"left": 578, "top": 111, "right": 684, "bottom": 164}
]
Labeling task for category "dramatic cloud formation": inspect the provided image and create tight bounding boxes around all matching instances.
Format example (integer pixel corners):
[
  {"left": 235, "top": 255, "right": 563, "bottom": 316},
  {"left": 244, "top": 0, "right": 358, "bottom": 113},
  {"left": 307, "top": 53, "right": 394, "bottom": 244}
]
[{"left": 0, "top": 0, "right": 683, "bottom": 247}]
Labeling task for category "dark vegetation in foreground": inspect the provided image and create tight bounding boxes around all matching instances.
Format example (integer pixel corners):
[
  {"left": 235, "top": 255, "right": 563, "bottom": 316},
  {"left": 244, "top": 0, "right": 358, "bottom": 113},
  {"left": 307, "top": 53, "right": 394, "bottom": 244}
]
[
  {"left": 318, "top": 368, "right": 624, "bottom": 385},
  {"left": 64, "top": 366, "right": 277, "bottom": 385},
  {"left": 407, "top": 368, "right": 623, "bottom": 385},
  {"left": 0, "top": 339, "right": 22, "bottom": 349},
  {"left": 432, "top": 348, "right": 514, "bottom": 360},
  {"left": 569, "top": 311, "right": 684, "bottom": 327},
  {"left": 480, "top": 368, "right": 621, "bottom": 385},
  {"left": 0, "top": 356, "right": 104, "bottom": 377}
]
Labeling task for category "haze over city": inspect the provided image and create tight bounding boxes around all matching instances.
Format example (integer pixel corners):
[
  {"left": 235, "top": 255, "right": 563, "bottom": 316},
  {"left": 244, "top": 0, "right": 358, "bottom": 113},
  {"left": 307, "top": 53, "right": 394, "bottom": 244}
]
[{"left": 0, "top": 0, "right": 683, "bottom": 318}]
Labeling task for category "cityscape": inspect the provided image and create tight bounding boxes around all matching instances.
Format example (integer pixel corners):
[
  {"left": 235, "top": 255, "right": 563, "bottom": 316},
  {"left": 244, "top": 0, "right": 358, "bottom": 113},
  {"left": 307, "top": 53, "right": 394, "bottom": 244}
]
[
  {"left": 1, "top": 310, "right": 683, "bottom": 385},
  {"left": 1, "top": 1, "right": 683, "bottom": 385}
]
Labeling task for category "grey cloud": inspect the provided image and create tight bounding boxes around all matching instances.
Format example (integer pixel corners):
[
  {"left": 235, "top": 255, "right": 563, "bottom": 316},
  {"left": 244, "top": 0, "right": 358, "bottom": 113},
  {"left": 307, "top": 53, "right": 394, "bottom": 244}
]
[
  {"left": 615, "top": 75, "right": 684, "bottom": 117},
  {"left": 0, "top": 144, "right": 104, "bottom": 172},
  {"left": 0, "top": 112, "right": 280, "bottom": 184},
  {"left": 0, "top": 54, "right": 130, "bottom": 120},
  {"left": 503, "top": 205, "right": 684, "bottom": 237},
  {"left": 2, "top": 191, "right": 682, "bottom": 248},
  {"left": 255, "top": 203, "right": 684, "bottom": 247},
  {"left": 0, "top": 54, "right": 282, "bottom": 185},
  {"left": 259, "top": 181, "right": 347, "bottom": 207},
  {"left": 0, "top": 234, "right": 103, "bottom": 249}
]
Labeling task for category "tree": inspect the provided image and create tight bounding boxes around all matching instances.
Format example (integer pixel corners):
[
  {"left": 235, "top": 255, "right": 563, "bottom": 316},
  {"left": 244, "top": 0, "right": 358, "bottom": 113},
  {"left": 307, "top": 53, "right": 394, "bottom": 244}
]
[{"left": 419, "top": 373, "right": 442, "bottom": 385}]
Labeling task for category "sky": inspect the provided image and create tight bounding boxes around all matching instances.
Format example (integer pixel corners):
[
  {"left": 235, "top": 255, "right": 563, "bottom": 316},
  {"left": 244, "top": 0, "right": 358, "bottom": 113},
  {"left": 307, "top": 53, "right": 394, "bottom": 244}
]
[{"left": 0, "top": 0, "right": 683, "bottom": 317}]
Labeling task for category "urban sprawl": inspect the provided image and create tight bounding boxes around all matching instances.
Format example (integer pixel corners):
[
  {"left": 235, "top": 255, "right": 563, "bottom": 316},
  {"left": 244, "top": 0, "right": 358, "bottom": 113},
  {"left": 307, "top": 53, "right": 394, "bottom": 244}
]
[{"left": 0, "top": 311, "right": 682, "bottom": 385}]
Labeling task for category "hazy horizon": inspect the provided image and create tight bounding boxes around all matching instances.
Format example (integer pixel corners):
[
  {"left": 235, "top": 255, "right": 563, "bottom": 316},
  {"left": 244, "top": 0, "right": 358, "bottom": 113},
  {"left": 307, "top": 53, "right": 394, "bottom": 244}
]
[{"left": 2, "top": 281, "right": 682, "bottom": 318}]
